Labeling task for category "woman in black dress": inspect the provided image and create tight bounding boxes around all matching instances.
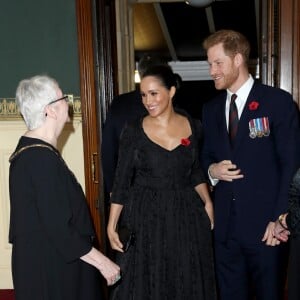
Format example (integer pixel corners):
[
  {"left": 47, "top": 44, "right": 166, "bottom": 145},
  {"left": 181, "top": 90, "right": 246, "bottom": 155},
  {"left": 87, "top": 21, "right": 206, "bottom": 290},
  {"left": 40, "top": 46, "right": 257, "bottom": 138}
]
[
  {"left": 9, "top": 75, "right": 120, "bottom": 300},
  {"left": 274, "top": 168, "right": 300, "bottom": 300},
  {"left": 107, "top": 65, "right": 217, "bottom": 299}
]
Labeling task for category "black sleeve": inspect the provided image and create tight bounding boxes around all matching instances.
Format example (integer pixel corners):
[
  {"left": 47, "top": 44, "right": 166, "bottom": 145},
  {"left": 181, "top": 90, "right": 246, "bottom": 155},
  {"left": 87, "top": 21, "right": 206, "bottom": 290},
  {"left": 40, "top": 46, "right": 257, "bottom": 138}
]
[
  {"left": 110, "top": 124, "right": 138, "bottom": 205},
  {"left": 286, "top": 169, "right": 300, "bottom": 235},
  {"left": 190, "top": 118, "right": 207, "bottom": 186}
]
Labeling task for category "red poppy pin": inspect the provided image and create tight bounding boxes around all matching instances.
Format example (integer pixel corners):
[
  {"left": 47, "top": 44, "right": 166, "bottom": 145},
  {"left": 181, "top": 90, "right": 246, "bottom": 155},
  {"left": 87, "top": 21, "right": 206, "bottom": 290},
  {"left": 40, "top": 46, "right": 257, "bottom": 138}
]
[
  {"left": 181, "top": 138, "right": 191, "bottom": 146},
  {"left": 248, "top": 101, "right": 259, "bottom": 111}
]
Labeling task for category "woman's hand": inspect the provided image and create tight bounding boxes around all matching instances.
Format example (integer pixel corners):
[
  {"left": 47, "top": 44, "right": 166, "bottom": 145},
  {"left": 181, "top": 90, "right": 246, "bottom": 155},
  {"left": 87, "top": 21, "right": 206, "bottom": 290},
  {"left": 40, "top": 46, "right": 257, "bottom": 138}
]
[
  {"left": 274, "top": 222, "right": 290, "bottom": 242},
  {"left": 194, "top": 183, "right": 214, "bottom": 230},
  {"left": 107, "top": 203, "right": 124, "bottom": 252},
  {"left": 97, "top": 252, "right": 121, "bottom": 286},
  {"left": 274, "top": 213, "right": 290, "bottom": 242},
  {"left": 107, "top": 227, "right": 124, "bottom": 253},
  {"left": 204, "top": 201, "right": 214, "bottom": 230},
  {"left": 80, "top": 247, "right": 121, "bottom": 286}
]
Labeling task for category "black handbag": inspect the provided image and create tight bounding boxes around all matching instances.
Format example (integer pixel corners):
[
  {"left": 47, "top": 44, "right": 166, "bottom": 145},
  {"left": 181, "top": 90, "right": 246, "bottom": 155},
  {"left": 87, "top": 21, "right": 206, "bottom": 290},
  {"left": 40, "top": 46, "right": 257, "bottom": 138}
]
[{"left": 117, "top": 225, "right": 135, "bottom": 252}]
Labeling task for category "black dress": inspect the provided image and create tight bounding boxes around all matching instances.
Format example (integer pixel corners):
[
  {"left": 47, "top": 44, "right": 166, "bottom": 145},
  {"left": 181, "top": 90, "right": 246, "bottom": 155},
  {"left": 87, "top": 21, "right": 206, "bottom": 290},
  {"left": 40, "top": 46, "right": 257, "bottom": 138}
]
[
  {"left": 286, "top": 168, "right": 300, "bottom": 300},
  {"left": 110, "top": 113, "right": 217, "bottom": 300},
  {"left": 9, "top": 137, "right": 101, "bottom": 300}
]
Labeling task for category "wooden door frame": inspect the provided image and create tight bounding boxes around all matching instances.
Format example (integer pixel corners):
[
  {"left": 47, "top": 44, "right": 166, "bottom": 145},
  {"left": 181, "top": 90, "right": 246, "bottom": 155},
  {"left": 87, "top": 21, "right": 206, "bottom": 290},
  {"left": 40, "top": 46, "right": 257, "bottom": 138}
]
[
  {"left": 278, "top": 0, "right": 300, "bottom": 106},
  {"left": 76, "top": 0, "right": 116, "bottom": 251},
  {"left": 258, "top": 0, "right": 299, "bottom": 105}
]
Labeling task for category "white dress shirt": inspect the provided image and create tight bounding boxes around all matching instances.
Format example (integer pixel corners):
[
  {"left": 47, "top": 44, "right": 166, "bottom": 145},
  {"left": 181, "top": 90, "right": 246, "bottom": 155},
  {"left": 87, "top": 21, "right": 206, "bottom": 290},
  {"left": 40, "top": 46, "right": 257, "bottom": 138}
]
[
  {"left": 208, "top": 75, "right": 255, "bottom": 186},
  {"left": 225, "top": 75, "right": 254, "bottom": 129}
]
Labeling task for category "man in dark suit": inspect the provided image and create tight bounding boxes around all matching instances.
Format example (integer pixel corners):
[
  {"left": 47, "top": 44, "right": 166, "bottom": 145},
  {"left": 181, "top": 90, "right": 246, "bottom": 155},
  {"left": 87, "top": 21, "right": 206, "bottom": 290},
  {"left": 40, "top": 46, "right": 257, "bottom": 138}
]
[
  {"left": 101, "top": 54, "right": 167, "bottom": 194},
  {"left": 201, "top": 29, "right": 300, "bottom": 300}
]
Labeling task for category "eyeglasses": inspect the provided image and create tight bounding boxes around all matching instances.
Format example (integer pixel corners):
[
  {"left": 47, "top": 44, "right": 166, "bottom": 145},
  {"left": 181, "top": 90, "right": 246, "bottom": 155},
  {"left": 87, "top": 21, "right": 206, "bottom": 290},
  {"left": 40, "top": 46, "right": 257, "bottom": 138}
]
[{"left": 48, "top": 95, "right": 69, "bottom": 105}]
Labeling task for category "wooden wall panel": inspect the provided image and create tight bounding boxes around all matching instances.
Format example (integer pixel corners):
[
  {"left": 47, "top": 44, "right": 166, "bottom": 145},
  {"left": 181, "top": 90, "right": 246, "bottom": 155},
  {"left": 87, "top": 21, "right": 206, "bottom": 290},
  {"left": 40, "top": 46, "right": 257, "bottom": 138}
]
[
  {"left": 279, "top": 0, "right": 300, "bottom": 106},
  {"left": 76, "top": 0, "right": 103, "bottom": 248},
  {"left": 279, "top": 0, "right": 293, "bottom": 93}
]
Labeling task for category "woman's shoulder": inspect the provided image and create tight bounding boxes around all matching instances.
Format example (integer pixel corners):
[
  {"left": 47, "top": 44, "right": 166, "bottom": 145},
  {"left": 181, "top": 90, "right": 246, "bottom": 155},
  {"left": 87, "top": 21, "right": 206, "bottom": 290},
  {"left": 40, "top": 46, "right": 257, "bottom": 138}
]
[
  {"left": 174, "top": 109, "right": 202, "bottom": 142},
  {"left": 176, "top": 108, "right": 202, "bottom": 131},
  {"left": 10, "top": 136, "right": 59, "bottom": 164}
]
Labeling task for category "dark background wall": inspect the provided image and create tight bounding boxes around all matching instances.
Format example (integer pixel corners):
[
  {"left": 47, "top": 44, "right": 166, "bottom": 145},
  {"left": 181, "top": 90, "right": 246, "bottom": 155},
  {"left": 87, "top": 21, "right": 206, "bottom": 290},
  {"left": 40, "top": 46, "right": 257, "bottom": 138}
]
[
  {"left": 173, "top": 80, "right": 221, "bottom": 120},
  {"left": 0, "top": 0, "right": 80, "bottom": 98}
]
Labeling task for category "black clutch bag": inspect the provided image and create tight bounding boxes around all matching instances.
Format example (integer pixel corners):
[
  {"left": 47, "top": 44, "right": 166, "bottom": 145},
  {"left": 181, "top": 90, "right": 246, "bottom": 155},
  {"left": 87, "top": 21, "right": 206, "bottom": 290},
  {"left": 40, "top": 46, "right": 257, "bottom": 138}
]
[{"left": 117, "top": 226, "right": 135, "bottom": 252}]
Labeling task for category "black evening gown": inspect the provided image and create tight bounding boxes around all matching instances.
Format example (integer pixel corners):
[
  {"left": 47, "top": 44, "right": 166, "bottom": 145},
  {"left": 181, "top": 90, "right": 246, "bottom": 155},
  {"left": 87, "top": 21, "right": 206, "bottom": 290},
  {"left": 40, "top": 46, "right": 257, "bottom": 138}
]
[
  {"left": 9, "top": 137, "right": 101, "bottom": 300},
  {"left": 110, "top": 112, "right": 217, "bottom": 300},
  {"left": 286, "top": 168, "right": 300, "bottom": 300}
]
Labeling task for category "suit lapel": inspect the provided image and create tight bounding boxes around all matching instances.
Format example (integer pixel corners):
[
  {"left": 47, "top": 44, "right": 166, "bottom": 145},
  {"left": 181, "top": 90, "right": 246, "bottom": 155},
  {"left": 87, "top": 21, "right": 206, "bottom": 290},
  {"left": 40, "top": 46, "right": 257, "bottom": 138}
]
[{"left": 216, "top": 95, "right": 232, "bottom": 153}]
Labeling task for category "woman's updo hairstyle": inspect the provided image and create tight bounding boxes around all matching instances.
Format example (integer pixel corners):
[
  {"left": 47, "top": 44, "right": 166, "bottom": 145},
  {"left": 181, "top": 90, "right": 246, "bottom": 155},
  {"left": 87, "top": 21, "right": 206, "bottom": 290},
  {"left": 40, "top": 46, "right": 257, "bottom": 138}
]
[{"left": 142, "top": 64, "right": 180, "bottom": 91}]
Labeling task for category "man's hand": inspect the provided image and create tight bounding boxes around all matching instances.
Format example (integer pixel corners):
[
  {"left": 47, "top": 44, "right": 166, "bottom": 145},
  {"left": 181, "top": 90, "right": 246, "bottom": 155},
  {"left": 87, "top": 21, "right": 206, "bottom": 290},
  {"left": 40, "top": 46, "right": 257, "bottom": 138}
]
[
  {"left": 262, "top": 222, "right": 281, "bottom": 246},
  {"left": 209, "top": 160, "right": 244, "bottom": 182}
]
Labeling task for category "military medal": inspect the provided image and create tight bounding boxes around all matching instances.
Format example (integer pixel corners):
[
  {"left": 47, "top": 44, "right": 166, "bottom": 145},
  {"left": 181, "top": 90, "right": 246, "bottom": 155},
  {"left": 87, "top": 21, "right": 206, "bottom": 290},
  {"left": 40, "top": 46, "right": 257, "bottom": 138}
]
[
  {"left": 249, "top": 119, "right": 256, "bottom": 138},
  {"left": 262, "top": 117, "right": 270, "bottom": 136},
  {"left": 255, "top": 118, "right": 263, "bottom": 137},
  {"left": 249, "top": 117, "right": 270, "bottom": 139}
]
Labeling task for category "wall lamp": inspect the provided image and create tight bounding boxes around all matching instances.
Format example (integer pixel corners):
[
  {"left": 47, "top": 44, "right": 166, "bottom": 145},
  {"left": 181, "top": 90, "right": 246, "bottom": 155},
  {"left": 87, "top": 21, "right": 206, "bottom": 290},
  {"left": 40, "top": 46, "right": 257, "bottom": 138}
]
[{"left": 185, "top": 0, "right": 214, "bottom": 7}]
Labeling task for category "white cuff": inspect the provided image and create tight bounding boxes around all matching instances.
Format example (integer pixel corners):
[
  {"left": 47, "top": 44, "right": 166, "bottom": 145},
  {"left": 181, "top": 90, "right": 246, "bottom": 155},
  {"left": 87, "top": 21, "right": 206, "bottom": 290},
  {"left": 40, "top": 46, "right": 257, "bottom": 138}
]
[{"left": 208, "top": 166, "right": 219, "bottom": 186}]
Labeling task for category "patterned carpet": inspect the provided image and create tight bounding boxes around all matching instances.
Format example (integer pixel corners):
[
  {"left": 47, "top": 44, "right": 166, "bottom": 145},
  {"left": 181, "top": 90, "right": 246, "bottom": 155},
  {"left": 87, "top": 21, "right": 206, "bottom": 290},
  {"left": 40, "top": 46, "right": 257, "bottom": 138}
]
[
  {"left": 0, "top": 289, "right": 288, "bottom": 300},
  {"left": 0, "top": 290, "right": 14, "bottom": 300}
]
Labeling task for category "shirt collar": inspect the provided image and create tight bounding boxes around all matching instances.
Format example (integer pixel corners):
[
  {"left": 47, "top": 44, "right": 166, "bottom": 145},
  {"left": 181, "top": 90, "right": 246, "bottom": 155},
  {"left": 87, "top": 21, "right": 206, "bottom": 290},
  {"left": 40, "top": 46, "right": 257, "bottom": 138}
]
[
  {"left": 227, "top": 75, "right": 254, "bottom": 104},
  {"left": 225, "top": 75, "right": 254, "bottom": 120}
]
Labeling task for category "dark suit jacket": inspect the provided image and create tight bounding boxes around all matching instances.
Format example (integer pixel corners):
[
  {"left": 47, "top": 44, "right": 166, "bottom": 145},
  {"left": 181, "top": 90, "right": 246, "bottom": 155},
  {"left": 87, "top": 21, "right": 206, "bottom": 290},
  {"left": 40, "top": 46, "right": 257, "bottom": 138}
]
[
  {"left": 201, "top": 81, "right": 300, "bottom": 243},
  {"left": 101, "top": 89, "right": 147, "bottom": 193}
]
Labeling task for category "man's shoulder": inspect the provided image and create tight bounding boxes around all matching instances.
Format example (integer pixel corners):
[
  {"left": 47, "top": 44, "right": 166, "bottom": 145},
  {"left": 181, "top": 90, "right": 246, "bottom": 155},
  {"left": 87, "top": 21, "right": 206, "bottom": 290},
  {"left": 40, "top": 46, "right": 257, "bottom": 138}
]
[
  {"left": 251, "top": 82, "right": 297, "bottom": 116},
  {"left": 111, "top": 90, "right": 140, "bottom": 105},
  {"left": 253, "top": 81, "right": 293, "bottom": 99},
  {"left": 108, "top": 90, "right": 144, "bottom": 116},
  {"left": 203, "top": 91, "right": 226, "bottom": 110}
]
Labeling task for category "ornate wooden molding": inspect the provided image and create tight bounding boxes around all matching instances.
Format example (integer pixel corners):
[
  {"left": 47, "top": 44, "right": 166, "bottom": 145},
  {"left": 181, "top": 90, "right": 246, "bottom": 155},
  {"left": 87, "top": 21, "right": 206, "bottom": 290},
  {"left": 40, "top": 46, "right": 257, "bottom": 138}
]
[
  {"left": 0, "top": 98, "right": 18, "bottom": 119},
  {"left": 0, "top": 97, "right": 82, "bottom": 120}
]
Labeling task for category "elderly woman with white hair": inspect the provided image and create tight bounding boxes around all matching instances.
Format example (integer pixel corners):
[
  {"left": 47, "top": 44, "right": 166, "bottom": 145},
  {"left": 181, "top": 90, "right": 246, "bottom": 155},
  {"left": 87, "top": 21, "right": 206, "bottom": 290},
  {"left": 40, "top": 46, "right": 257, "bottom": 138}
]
[{"left": 9, "top": 75, "right": 120, "bottom": 300}]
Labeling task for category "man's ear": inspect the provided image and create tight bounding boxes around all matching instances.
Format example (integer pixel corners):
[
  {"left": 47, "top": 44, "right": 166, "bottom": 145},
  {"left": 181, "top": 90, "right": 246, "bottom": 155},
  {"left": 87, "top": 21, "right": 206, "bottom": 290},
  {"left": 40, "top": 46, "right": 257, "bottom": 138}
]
[{"left": 234, "top": 53, "right": 243, "bottom": 67}]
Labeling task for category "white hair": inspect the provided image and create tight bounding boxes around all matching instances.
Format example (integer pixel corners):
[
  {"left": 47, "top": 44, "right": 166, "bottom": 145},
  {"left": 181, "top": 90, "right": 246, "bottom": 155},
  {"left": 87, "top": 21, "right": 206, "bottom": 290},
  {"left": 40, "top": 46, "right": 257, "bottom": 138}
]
[{"left": 15, "top": 75, "right": 59, "bottom": 130}]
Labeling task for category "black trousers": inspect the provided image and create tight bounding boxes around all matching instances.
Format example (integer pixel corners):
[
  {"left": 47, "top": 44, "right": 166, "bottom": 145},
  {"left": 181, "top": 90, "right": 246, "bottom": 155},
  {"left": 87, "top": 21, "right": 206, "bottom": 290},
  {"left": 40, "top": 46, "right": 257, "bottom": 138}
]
[{"left": 215, "top": 204, "right": 288, "bottom": 300}]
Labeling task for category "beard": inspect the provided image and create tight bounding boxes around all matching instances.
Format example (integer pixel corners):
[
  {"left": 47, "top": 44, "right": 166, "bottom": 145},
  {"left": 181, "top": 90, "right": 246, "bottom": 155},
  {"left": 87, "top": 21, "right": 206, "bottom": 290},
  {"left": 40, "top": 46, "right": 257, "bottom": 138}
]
[{"left": 214, "top": 65, "right": 239, "bottom": 91}]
